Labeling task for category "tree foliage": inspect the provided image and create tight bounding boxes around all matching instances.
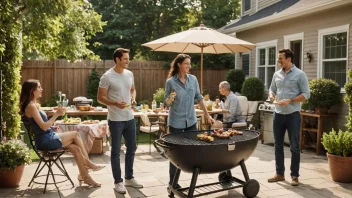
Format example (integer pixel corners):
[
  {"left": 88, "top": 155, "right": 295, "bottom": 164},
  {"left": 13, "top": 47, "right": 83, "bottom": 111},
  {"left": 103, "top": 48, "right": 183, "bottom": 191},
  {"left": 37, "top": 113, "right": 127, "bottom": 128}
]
[
  {"left": 89, "top": 0, "right": 240, "bottom": 68},
  {"left": 22, "top": 0, "right": 106, "bottom": 61},
  {"left": 0, "top": 0, "right": 105, "bottom": 138},
  {"left": 87, "top": 67, "right": 100, "bottom": 106}
]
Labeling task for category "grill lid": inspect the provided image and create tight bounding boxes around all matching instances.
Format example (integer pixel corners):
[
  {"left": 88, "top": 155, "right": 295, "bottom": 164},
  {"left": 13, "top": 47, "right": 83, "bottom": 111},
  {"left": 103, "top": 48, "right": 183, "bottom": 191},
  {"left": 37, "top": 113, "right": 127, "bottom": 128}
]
[{"left": 161, "top": 130, "right": 259, "bottom": 145}]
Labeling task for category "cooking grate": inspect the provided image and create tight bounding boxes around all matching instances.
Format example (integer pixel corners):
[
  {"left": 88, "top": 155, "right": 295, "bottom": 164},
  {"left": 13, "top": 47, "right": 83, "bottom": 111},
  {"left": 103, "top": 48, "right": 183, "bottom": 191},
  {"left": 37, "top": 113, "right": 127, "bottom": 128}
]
[{"left": 161, "top": 130, "right": 259, "bottom": 145}]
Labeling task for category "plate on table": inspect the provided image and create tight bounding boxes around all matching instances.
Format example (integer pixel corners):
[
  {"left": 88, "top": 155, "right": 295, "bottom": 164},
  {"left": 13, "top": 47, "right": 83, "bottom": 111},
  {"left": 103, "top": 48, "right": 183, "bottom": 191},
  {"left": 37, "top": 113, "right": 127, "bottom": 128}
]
[{"left": 81, "top": 120, "right": 100, "bottom": 124}]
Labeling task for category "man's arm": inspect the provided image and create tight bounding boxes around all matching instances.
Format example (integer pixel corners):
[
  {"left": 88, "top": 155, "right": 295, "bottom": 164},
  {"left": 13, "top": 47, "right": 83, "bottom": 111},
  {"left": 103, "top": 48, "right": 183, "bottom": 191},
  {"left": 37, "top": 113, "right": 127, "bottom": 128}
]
[
  {"left": 97, "top": 87, "right": 125, "bottom": 109},
  {"left": 130, "top": 85, "right": 136, "bottom": 101},
  {"left": 269, "top": 73, "right": 277, "bottom": 102}
]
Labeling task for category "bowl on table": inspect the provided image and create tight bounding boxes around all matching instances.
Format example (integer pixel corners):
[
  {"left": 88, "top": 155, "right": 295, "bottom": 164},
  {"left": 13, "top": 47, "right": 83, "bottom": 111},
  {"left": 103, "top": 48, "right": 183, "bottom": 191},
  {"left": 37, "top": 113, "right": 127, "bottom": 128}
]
[{"left": 77, "top": 105, "right": 91, "bottom": 111}]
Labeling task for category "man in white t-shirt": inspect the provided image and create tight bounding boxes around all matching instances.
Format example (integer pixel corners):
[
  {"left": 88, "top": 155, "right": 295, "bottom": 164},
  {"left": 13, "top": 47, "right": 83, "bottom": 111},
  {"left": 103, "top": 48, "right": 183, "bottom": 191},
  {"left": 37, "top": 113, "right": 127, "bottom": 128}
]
[{"left": 97, "top": 48, "right": 143, "bottom": 194}]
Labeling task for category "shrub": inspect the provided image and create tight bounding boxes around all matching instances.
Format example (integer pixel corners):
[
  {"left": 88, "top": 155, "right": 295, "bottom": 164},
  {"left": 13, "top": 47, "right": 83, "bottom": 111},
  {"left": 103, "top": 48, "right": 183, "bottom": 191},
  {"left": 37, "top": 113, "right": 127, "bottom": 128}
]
[
  {"left": 87, "top": 67, "right": 100, "bottom": 106},
  {"left": 308, "top": 78, "right": 341, "bottom": 108},
  {"left": 301, "top": 100, "right": 314, "bottom": 111},
  {"left": 344, "top": 69, "right": 352, "bottom": 131},
  {"left": 225, "top": 69, "right": 245, "bottom": 93},
  {"left": 241, "top": 77, "right": 264, "bottom": 101},
  {"left": 153, "top": 88, "right": 165, "bottom": 106},
  {"left": 322, "top": 129, "right": 352, "bottom": 157}
]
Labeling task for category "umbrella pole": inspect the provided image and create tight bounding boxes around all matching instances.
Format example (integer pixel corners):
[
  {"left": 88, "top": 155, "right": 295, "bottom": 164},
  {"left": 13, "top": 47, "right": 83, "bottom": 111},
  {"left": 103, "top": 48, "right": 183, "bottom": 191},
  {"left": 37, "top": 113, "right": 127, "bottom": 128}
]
[{"left": 200, "top": 48, "right": 203, "bottom": 94}]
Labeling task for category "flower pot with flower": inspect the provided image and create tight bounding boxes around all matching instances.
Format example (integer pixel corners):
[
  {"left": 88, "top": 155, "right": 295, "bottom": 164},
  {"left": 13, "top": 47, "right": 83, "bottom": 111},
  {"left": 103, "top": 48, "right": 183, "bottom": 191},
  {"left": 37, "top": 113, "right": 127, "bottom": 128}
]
[
  {"left": 0, "top": 138, "right": 31, "bottom": 188},
  {"left": 322, "top": 130, "right": 352, "bottom": 183}
]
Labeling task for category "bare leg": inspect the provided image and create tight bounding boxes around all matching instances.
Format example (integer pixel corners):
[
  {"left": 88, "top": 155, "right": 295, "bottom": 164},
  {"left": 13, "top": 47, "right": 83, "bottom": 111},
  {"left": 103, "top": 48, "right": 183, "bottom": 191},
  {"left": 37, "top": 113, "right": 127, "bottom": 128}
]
[
  {"left": 64, "top": 144, "right": 87, "bottom": 176},
  {"left": 60, "top": 131, "right": 101, "bottom": 169},
  {"left": 64, "top": 144, "right": 100, "bottom": 187}
]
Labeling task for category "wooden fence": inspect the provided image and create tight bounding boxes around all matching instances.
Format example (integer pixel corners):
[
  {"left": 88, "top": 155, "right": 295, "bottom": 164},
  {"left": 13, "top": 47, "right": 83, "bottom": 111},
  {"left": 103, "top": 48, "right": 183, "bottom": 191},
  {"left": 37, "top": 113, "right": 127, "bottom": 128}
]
[{"left": 21, "top": 59, "right": 230, "bottom": 104}]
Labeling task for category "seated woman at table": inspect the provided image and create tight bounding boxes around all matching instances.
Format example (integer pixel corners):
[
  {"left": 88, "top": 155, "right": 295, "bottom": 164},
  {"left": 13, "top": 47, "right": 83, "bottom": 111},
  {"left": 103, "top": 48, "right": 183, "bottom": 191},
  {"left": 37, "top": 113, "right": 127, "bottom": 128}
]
[{"left": 20, "top": 79, "right": 103, "bottom": 188}]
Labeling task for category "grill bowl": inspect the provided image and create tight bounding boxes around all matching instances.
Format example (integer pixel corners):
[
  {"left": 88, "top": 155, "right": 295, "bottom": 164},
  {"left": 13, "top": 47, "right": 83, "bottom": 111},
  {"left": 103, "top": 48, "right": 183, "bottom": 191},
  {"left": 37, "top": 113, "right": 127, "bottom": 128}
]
[{"left": 156, "top": 130, "right": 259, "bottom": 174}]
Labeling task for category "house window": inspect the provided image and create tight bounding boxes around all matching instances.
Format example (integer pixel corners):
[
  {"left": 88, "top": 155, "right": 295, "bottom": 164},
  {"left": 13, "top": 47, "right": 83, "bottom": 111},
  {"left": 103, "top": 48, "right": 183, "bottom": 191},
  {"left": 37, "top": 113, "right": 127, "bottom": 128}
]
[
  {"left": 256, "top": 40, "right": 277, "bottom": 89},
  {"left": 244, "top": 0, "right": 251, "bottom": 11},
  {"left": 242, "top": 54, "right": 250, "bottom": 76},
  {"left": 319, "top": 25, "right": 349, "bottom": 89}
]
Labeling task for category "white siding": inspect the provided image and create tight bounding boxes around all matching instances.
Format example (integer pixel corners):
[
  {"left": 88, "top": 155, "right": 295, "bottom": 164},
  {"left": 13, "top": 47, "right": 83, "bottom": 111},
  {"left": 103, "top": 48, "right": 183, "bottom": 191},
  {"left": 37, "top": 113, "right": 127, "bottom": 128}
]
[
  {"left": 258, "top": 0, "right": 281, "bottom": 11},
  {"left": 236, "top": 4, "right": 352, "bottom": 130},
  {"left": 242, "top": 0, "right": 257, "bottom": 16}
]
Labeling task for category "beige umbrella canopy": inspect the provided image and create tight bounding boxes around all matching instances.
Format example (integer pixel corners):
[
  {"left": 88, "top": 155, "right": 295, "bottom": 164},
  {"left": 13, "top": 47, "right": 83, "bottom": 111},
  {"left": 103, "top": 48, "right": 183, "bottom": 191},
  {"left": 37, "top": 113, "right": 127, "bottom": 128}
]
[{"left": 142, "top": 24, "right": 256, "bottom": 93}]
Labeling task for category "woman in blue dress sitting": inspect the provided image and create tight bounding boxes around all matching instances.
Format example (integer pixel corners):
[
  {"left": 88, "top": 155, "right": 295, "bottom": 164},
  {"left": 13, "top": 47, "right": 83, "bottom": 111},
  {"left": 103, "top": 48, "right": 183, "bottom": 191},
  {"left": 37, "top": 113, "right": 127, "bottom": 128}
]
[{"left": 20, "top": 79, "right": 102, "bottom": 187}]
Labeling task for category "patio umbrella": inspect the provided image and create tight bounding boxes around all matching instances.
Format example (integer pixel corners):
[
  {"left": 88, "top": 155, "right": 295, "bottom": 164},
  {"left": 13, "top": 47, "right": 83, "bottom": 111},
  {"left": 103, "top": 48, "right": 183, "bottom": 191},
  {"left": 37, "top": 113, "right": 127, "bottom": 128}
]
[{"left": 142, "top": 24, "right": 255, "bottom": 93}]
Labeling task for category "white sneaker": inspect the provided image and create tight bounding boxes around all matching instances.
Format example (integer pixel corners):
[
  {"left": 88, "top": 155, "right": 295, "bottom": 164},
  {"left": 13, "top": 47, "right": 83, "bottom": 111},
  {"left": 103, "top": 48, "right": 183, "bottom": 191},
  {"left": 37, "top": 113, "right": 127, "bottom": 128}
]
[
  {"left": 114, "top": 182, "right": 126, "bottom": 194},
  {"left": 125, "top": 178, "right": 143, "bottom": 188}
]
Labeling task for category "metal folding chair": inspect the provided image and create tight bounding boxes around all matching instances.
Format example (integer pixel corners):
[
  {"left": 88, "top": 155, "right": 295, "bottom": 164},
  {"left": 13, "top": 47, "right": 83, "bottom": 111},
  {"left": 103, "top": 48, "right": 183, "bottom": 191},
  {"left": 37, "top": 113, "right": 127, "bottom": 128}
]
[{"left": 21, "top": 116, "right": 74, "bottom": 194}]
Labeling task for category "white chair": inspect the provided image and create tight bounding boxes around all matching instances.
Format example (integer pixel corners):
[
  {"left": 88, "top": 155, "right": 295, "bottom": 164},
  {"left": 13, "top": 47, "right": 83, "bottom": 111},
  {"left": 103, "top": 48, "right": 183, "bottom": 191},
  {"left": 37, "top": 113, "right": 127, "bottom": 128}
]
[
  {"left": 231, "top": 96, "right": 259, "bottom": 129},
  {"left": 139, "top": 113, "right": 160, "bottom": 154}
]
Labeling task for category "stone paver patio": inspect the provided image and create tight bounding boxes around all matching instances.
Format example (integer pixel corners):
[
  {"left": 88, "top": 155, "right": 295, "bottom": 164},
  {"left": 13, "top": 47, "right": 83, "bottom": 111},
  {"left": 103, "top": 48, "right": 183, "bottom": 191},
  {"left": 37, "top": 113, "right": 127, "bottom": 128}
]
[{"left": 1, "top": 142, "right": 352, "bottom": 198}]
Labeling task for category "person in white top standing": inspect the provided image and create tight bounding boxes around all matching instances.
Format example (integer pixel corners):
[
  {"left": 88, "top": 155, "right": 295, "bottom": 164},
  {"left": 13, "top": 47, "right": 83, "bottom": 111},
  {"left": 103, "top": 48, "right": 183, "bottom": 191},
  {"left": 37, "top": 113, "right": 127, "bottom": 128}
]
[{"left": 97, "top": 48, "right": 143, "bottom": 194}]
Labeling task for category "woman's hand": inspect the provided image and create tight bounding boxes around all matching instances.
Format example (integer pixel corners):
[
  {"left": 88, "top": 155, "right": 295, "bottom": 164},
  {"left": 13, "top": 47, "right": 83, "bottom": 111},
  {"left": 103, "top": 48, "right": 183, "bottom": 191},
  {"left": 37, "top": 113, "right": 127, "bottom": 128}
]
[
  {"left": 54, "top": 106, "right": 66, "bottom": 117},
  {"left": 207, "top": 115, "right": 215, "bottom": 126}
]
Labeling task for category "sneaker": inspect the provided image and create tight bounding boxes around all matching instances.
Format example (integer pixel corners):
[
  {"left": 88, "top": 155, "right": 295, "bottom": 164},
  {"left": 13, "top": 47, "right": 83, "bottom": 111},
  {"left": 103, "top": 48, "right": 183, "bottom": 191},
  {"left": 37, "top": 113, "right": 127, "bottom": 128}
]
[
  {"left": 167, "top": 184, "right": 182, "bottom": 194},
  {"left": 114, "top": 182, "right": 126, "bottom": 194},
  {"left": 125, "top": 178, "right": 143, "bottom": 188},
  {"left": 291, "top": 176, "right": 299, "bottom": 186},
  {"left": 268, "top": 174, "right": 285, "bottom": 183}
]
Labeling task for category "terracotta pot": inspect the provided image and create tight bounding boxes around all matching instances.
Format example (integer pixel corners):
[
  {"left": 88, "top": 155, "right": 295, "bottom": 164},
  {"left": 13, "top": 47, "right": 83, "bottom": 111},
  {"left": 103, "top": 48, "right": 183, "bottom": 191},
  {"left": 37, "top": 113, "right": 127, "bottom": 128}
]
[
  {"left": 327, "top": 153, "right": 352, "bottom": 183},
  {"left": 315, "top": 107, "right": 328, "bottom": 115},
  {"left": 0, "top": 164, "right": 25, "bottom": 188}
]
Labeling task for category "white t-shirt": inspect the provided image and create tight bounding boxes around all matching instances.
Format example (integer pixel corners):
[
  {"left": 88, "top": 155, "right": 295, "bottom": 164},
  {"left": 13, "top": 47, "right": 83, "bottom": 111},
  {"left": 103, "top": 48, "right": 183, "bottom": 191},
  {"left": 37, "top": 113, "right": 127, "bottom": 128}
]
[{"left": 99, "top": 68, "right": 134, "bottom": 121}]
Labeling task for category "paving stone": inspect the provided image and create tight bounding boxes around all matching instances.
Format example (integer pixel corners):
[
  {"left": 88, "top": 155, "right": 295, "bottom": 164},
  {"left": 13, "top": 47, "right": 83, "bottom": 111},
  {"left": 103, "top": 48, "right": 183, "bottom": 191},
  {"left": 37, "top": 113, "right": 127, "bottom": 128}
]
[{"left": 3, "top": 142, "right": 352, "bottom": 197}]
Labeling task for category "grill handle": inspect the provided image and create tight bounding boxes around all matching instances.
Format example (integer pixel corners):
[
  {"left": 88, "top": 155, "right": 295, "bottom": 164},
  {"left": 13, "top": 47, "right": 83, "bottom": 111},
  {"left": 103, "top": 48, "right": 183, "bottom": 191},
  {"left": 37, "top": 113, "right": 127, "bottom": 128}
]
[{"left": 154, "top": 139, "right": 172, "bottom": 149}]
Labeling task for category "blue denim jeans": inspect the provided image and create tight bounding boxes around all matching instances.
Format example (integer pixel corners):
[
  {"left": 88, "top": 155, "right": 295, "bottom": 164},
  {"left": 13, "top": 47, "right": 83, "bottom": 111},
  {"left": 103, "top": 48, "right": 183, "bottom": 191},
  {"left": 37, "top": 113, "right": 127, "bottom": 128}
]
[
  {"left": 169, "top": 123, "right": 197, "bottom": 185},
  {"left": 108, "top": 119, "right": 137, "bottom": 184},
  {"left": 273, "top": 111, "right": 301, "bottom": 177}
]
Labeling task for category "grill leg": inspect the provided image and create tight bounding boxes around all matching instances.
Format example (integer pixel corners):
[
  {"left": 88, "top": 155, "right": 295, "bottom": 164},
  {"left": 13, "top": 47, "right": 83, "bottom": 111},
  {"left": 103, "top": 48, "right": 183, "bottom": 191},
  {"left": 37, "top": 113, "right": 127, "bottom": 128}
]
[
  {"left": 169, "top": 168, "right": 181, "bottom": 198},
  {"left": 188, "top": 167, "right": 200, "bottom": 198},
  {"left": 240, "top": 160, "right": 250, "bottom": 182}
]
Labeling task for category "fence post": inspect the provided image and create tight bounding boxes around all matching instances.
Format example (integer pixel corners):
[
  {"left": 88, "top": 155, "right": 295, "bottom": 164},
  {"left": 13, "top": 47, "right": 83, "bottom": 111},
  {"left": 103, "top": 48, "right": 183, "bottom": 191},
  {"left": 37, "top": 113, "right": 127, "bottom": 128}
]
[
  {"left": 139, "top": 61, "right": 142, "bottom": 101},
  {"left": 53, "top": 60, "right": 57, "bottom": 92}
]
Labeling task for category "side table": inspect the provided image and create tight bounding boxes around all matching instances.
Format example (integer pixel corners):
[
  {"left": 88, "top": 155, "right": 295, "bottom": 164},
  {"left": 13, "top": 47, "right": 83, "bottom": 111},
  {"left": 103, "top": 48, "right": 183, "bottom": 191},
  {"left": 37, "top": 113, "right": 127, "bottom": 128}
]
[{"left": 300, "top": 111, "right": 337, "bottom": 155}]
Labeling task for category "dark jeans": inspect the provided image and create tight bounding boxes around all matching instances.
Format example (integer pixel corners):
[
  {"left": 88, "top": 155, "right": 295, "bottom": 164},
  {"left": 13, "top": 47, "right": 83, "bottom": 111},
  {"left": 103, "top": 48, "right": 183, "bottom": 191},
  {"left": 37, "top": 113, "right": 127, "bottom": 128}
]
[
  {"left": 108, "top": 119, "right": 137, "bottom": 184},
  {"left": 169, "top": 123, "right": 197, "bottom": 185},
  {"left": 273, "top": 111, "right": 301, "bottom": 177}
]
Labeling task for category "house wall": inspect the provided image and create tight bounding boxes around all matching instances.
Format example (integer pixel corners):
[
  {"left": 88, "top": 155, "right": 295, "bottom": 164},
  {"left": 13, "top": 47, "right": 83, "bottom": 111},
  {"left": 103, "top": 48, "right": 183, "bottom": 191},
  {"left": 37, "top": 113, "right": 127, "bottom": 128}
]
[
  {"left": 236, "top": 4, "right": 352, "bottom": 131},
  {"left": 242, "top": 0, "right": 257, "bottom": 16},
  {"left": 258, "top": 0, "right": 280, "bottom": 12}
]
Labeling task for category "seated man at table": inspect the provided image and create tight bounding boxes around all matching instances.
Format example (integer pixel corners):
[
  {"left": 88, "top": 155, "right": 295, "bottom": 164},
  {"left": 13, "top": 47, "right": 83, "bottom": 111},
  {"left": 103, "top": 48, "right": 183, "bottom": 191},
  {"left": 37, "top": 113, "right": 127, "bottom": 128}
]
[{"left": 217, "top": 81, "right": 242, "bottom": 128}]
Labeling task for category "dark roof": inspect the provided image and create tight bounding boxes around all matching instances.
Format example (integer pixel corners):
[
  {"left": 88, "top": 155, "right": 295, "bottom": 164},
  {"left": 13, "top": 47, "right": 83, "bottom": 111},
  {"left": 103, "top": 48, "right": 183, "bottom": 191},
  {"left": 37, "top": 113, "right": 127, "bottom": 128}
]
[{"left": 222, "top": 0, "right": 331, "bottom": 30}]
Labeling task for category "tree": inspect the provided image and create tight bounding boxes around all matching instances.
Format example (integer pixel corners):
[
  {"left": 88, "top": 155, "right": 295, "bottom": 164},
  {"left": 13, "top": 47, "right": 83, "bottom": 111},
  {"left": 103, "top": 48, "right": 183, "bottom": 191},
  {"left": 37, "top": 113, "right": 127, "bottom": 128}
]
[
  {"left": 0, "top": 0, "right": 105, "bottom": 138},
  {"left": 89, "top": 0, "right": 191, "bottom": 61},
  {"left": 87, "top": 67, "right": 100, "bottom": 107},
  {"left": 89, "top": 0, "right": 241, "bottom": 69}
]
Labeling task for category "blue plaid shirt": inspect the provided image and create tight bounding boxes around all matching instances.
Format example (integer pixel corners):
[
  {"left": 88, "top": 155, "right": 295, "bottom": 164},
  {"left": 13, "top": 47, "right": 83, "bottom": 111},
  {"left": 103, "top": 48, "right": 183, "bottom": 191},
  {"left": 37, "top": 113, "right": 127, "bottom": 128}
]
[
  {"left": 269, "top": 65, "right": 310, "bottom": 114},
  {"left": 164, "top": 74, "right": 203, "bottom": 129}
]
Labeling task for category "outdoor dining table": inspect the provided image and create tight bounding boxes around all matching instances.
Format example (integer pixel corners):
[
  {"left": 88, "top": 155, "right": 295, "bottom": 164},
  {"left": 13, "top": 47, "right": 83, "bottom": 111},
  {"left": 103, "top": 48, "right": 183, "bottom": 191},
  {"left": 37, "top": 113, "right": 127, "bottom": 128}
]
[{"left": 55, "top": 120, "right": 110, "bottom": 152}]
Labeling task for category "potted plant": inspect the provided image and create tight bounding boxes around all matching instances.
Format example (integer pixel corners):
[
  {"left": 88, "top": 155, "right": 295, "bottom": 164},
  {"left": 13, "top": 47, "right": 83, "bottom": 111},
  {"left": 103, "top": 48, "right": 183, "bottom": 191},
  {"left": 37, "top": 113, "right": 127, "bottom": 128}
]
[
  {"left": 0, "top": 138, "right": 31, "bottom": 187},
  {"left": 308, "top": 78, "right": 341, "bottom": 114},
  {"left": 321, "top": 130, "right": 352, "bottom": 183}
]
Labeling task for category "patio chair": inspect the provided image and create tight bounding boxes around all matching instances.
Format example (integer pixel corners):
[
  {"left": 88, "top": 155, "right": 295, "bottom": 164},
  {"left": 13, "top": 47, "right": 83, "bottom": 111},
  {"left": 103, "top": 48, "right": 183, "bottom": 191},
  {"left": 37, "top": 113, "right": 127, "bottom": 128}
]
[
  {"left": 21, "top": 116, "right": 74, "bottom": 194},
  {"left": 219, "top": 96, "right": 259, "bottom": 129},
  {"left": 230, "top": 96, "right": 259, "bottom": 129},
  {"left": 138, "top": 113, "right": 166, "bottom": 154}
]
